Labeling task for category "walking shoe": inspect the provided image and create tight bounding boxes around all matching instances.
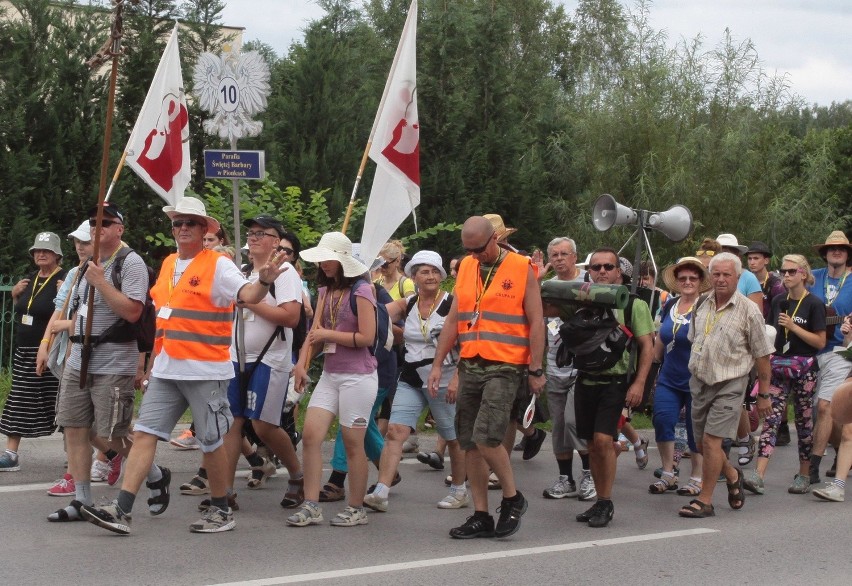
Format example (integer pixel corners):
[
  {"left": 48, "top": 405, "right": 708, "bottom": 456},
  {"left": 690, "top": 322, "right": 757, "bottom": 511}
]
[
  {"left": 813, "top": 481, "right": 845, "bottom": 502},
  {"left": 47, "top": 473, "right": 76, "bottom": 497},
  {"left": 416, "top": 451, "right": 444, "bottom": 470},
  {"left": 91, "top": 459, "right": 110, "bottom": 482},
  {"left": 788, "top": 474, "right": 811, "bottom": 494},
  {"left": 635, "top": 438, "right": 650, "bottom": 469},
  {"left": 198, "top": 493, "right": 239, "bottom": 512},
  {"left": 449, "top": 514, "right": 495, "bottom": 539},
  {"left": 0, "top": 451, "right": 20, "bottom": 471},
  {"left": 576, "top": 501, "right": 605, "bottom": 522},
  {"left": 402, "top": 437, "right": 420, "bottom": 453},
  {"left": 106, "top": 454, "right": 123, "bottom": 486},
  {"left": 190, "top": 506, "right": 235, "bottom": 533},
  {"left": 247, "top": 457, "right": 276, "bottom": 490},
  {"left": 287, "top": 502, "right": 324, "bottom": 526},
  {"left": 587, "top": 499, "right": 614, "bottom": 528},
  {"left": 437, "top": 487, "right": 470, "bottom": 509},
  {"left": 523, "top": 428, "right": 547, "bottom": 461},
  {"left": 776, "top": 421, "right": 791, "bottom": 446},
  {"left": 543, "top": 475, "right": 578, "bottom": 499},
  {"left": 513, "top": 437, "right": 527, "bottom": 452},
  {"left": 363, "top": 491, "right": 389, "bottom": 512},
  {"left": 494, "top": 491, "right": 528, "bottom": 538},
  {"left": 169, "top": 429, "right": 199, "bottom": 450},
  {"left": 578, "top": 471, "right": 597, "bottom": 501},
  {"left": 81, "top": 500, "right": 132, "bottom": 535},
  {"left": 743, "top": 470, "right": 765, "bottom": 495},
  {"left": 180, "top": 474, "right": 210, "bottom": 496},
  {"left": 330, "top": 505, "right": 369, "bottom": 526},
  {"left": 146, "top": 466, "right": 171, "bottom": 515}
]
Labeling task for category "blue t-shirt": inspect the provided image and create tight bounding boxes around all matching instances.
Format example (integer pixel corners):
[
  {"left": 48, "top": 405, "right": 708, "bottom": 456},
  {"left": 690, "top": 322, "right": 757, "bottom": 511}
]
[
  {"left": 738, "top": 270, "right": 761, "bottom": 296},
  {"left": 809, "top": 268, "right": 852, "bottom": 350},
  {"left": 655, "top": 296, "right": 695, "bottom": 391}
]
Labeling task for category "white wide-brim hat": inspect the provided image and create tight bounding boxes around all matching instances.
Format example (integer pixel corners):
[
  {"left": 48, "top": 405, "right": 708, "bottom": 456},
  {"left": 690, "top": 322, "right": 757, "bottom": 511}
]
[
  {"left": 715, "top": 233, "right": 747, "bottom": 254},
  {"left": 68, "top": 220, "right": 92, "bottom": 243},
  {"left": 350, "top": 243, "right": 383, "bottom": 273},
  {"left": 405, "top": 250, "right": 447, "bottom": 280},
  {"left": 300, "top": 232, "right": 369, "bottom": 277},
  {"left": 162, "top": 196, "right": 221, "bottom": 235}
]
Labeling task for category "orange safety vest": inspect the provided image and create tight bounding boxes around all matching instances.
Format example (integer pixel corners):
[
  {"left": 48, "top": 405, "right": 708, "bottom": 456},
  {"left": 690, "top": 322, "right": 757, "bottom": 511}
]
[
  {"left": 456, "top": 252, "right": 531, "bottom": 365},
  {"left": 150, "top": 249, "right": 234, "bottom": 362}
]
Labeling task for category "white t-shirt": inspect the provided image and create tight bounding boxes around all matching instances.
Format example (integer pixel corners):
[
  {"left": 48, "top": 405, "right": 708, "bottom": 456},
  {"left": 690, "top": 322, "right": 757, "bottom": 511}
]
[
  {"left": 152, "top": 255, "right": 248, "bottom": 381},
  {"left": 229, "top": 262, "right": 302, "bottom": 372},
  {"left": 545, "top": 271, "right": 586, "bottom": 381},
  {"left": 402, "top": 291, "right": 456, "bottom": 389}
]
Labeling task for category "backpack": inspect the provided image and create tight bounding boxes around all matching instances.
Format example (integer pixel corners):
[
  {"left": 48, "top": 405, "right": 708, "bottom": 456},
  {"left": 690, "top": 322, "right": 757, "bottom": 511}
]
[
  {"left": 555, "top": 298, "right": 635, "bottom": 373},
  {"left": 350, "top": 278, "right": 394, "bottom": 356}
]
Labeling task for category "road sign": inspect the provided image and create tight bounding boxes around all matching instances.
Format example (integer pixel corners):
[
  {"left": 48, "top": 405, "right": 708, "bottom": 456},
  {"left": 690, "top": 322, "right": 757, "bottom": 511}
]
[{"left": 204, "top": 150, "right": 265, "bottom": 180}]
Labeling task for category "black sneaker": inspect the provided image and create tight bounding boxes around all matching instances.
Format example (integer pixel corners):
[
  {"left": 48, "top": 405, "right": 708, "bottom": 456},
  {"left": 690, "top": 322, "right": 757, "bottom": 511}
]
[
  {"left": 587, "top": 499, "right": 614, "bottom": 528},
  {"left": 513, "top": 437, "right": 527, "bottom": 451},
  {"left": 449, "top": 514, "right": 495, "bottom": 539},
  {"left": 523, "top": 429, "right": 547, "bottom": 461},
  {"left": 777, "top": 422, "right": 791, "bottom": 446},
  {"left": 576, "top": 501, "right": 603, "bottom": 522},
  {"left": 494, "top": 491, "right": 528, "bottom": 538}
]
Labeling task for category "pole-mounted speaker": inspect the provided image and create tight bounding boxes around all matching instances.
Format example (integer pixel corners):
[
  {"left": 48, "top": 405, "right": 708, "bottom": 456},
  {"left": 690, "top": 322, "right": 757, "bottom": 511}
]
[
  {"left": 592, "top": 194, "right": 637, "bottom": 232},
  {"left": 647, "top": 205, "right": 693, "bottom": 243}
]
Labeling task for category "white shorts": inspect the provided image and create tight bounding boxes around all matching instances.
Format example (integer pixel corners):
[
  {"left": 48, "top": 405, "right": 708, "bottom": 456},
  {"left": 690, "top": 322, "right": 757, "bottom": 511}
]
[
  {"left": 815, "top": 352, "right": 852, "bottom": 401},
  {"left": 308, "top": 370, "right": 378, "bottom": 428}
]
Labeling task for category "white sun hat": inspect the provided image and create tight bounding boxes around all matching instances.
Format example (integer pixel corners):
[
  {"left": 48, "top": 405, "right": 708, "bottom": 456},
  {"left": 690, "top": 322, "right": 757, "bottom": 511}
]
[
  {"left": 300, "top": 232, "right": 369, "bottom": 277},
  {"left": 715, "top": 233, "right": 747, "bottom": 254},
  {"left": 162, "top": 196, "right": 221, "bottom": 235},
  {"left": 405, "top": 250, "right": 447, "bottom": 280}
]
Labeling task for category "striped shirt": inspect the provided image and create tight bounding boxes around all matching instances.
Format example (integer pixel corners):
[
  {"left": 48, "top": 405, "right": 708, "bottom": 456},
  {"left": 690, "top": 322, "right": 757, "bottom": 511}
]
[{"left": 688, "top": 289, "right": 773, "bottom": 385}]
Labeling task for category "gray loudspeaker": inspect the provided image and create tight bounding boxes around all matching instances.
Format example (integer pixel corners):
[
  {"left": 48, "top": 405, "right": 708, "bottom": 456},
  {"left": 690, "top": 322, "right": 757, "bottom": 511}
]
[
  {"left": 592, "top": 194, "right": 637, "bottom": 231},
  {"left": 648, "top": 205, "right": 693, "bottom": 242}
]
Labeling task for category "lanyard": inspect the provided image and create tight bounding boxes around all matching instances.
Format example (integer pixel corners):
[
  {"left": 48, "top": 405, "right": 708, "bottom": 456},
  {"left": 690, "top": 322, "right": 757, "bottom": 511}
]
[
  {"left": 473, "top": 253, "right": 502, "bottom": 317},
  {"left": 704, "top": 304, "right": 730, "bottom": 337},
  {"left": 784, "top": 291, "right": 808, "bottom": 341},
  {"left": 418, "top": 294, "right": 439, "bottom": 341},
  {"left": 326, "top": 290, "right": 345, "bottom": 330},
  {"left": 825, "top": 271, "right": 849, "bottom": 307},
  {"left": 26, "top": 267, "right": 61, "bottom": 314},
  {"left": 670, "top": 298, "right": 694, "bottom": 339}
]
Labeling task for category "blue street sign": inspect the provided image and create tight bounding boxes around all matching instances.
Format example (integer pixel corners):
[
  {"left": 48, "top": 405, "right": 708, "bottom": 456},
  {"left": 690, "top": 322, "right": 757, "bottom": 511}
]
[{"left": 204, "top": 150, "right": 265, "bottom": 180}]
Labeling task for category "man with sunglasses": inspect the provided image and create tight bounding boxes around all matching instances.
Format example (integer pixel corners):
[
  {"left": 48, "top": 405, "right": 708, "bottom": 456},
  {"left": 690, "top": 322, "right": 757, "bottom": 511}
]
[
  {"left": 428, "top": 215, "right": 545, "bottom": 539},
  {"left": 83, "top": 197, "right": 288, "bottom": 535},
  {"left": 570, "top": 247, "right": 655, "bottom": 527}
]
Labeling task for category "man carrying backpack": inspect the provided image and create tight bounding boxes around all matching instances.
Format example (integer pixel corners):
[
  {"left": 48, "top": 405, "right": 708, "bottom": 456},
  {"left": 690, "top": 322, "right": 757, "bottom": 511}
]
[{"left": 571, "top": 247, "right": 655, "bottom": 528}]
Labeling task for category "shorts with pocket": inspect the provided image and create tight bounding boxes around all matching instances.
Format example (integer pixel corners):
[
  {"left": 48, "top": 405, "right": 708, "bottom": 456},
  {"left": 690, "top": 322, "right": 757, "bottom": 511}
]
[{"left": 56, "top": 368, "right": 135, "bottom": 440}]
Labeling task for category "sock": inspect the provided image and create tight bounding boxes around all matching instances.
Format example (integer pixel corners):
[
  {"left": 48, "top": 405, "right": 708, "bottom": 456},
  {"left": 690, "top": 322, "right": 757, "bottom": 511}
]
[
  {"left": 634, "top": 444, "right": 646, "bottom": 458},
  {"left": 450, "top": 483, "right": 466, "bottom": 493},
  {"left": 76, "top": 481, "right": 93, "bottom": 507},
  {"left": 328, "top": 470, "right": 347, "bottom": 487},
  {"left": 288, "top": 472, "right": 304, "bottom": 491},
  {"left": 737, "top": 435, "right": 750, "bottom": 455},
  {"left": 810, "top": 454, "right": 823, "bottom": 472},
  {"left": 246, "top": 451, "right": 264, "bottom": 467},
  {"left": 504, "top": 491, "right": 523, "bottom": 502},
  {"left": 833, "top": 478, "right": 846, "bottom": 489},
  {"left": 147, "top": 464, "right": 163, "bottom": 502},
  {"left": 557, "top": 458, "right": 573, "bottom": 479},
  {"left": 197, "top": 467, "right": 208, "bottom": 479},
  {"left": 210, "top": 496, "right": 228, "bottom": 510},
  {"left": 225, "top": 487, "right": 235, "bottom": 497},
  {"left": 580, "top": 453, "right": 591, "bottom": 470},
  {"left": 473, "top": 510, "right": 491, "bottom": 518},
  {"left": 661, "top": 470, "right": 675, "bottom": 479},
  {"left": 117, "top": 489, "right": 135, "bottom": 514},
  {"left": 4, "top": 449, "right": 17, "bottom": 458},
  {"left": 373, "top": 483, "right": 389, "bottom": 499},
  {"left": 104, "top": 449, "right": 118, "bottom": 461}
]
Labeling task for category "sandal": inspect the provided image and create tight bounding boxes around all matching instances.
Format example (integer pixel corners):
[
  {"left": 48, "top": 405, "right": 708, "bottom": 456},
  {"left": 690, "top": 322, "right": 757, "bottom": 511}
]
[
  {"left": 737, "top": 436, "right": 755, "bottom": 466},
  {"left": 488, "top": 472, "right": 501, "bottom": 490},
  {"left": 47, "top": 500, "right": 84, "bottom": 522},
  {"left": 649, "top": 473, "right": 679, "bottom": 494},
  {"left": 676, "top": 478, "right": 703, "bottom": 496},
  {"left": 726, "top": 468, "right": 746, "bottom": 510},
  {"left": 280, "top": 477, "right": 305, "bottom": 509},
  {"left": 678, "top": 498, "right": 715, "bottom": 518},
  {"left": 146, "top": 466, "right": 171, "bottom": 516},
  {"left": 318, "top": 482, "right": 345, "bottom": 502}
]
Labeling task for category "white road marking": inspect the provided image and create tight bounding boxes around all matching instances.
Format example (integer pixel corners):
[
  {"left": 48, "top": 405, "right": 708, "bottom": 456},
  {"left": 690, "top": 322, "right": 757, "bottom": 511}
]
[{"left": 208, "top": 528, "right": 718, "bottom": 585}]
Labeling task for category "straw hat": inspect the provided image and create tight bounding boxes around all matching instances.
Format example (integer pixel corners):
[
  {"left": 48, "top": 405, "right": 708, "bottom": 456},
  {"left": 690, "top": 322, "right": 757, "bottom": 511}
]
[
  {"left": 300, "top": 232, "right": 369, "bottom": 277},
  {"left": 404, "top": 250, "right": 447, "bottom": 279},
  {"left": 661, "top": 256, "right": 711, "bottom": 294},
  {"left": 162, "top": 196, "right": 220, "bottom": 234},
  {"left": 483, "top": 213, "right": 517, "bottom": 242},
  {"left": 715, "top": 233, "right": 747, "bottom": 254},
  {"left": 814, "top": 230, "right": 852, "bottom": 257}
]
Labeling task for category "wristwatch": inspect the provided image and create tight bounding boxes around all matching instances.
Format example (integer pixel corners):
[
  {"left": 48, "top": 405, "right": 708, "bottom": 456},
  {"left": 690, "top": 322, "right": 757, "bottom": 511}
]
[
  {"left": 757, "top": 393, "right": 771, "bottom": 399},
  {"left": 529, "top": 368, "right": 544, "bottom": 377}
]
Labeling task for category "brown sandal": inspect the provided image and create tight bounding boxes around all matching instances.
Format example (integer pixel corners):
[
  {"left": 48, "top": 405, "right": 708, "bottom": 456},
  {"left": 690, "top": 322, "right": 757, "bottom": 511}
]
[
  {"left": 280, "top": 477, "right": 304, "bottom": 509},
  {"left": 678, "top": 499, "right": 715, "bottom": 518},
  {"left": 318, "top": 482, "right": 345, "bottom": 502},
  {"left": 727, "top": 468, "right": 746, "bottom": 510}
]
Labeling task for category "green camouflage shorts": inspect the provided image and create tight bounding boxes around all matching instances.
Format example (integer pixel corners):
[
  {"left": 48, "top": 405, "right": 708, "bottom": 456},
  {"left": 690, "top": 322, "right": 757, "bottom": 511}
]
[{"left": 455, "top": 359, "right": 524, "bottom": 450}]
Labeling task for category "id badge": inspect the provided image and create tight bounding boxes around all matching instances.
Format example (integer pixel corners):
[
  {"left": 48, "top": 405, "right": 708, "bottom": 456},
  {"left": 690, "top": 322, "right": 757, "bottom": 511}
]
[
  {"left": 78, "top": 304, "right": 88, "bottom": 318},
  {"left": 693, "top": 343, "right": 702, "bottom": 355},
  {"left": 21, "top": 314, "right": 33, "bottom": 326},
  {"left": 324, "top": 342, "right": 337, "bottom": 354},
  {"left": 782, "top": 341, "right": 790, "bottom": 354},
  {"left": 242, "top": 308, "right": 255, "bottom": 321},
  {"left": 157, "top": 307, "right": 173, "bottom": 320},
  {"left": 547, "top": 320, "right": 559, "bottom": 336},
  {"left": 469, "top": 311, "right": 479, "bottom": 328},
  {"left": 666, "top": 340, "right": 675, "bottom": 354}
]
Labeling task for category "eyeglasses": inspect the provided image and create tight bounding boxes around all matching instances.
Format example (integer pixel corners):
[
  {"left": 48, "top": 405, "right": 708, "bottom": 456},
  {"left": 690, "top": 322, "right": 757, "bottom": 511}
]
[
  {"left": 89, "top": 218, "right": 122, "bottom": 228},
  {"left": 464, "top": 233, "right": 495, "bottom": 254},
  {"left": 246, "top": 230, "right": 279, "bottom": 240},
  {"left": 677, "top": 275, "right": 700, "bottom": 283},
  {"left": 695, "top": 250, "right": 715, "bottom": 257},
  {"left": 589, "top": 263, "right": 617, "bottom": 272},
  {"left": 780, "top": 268, "right": 801, "bottom": 276},
  {"left": 278, "top": 247, "right": 294, "bottom": 256},
  {"left": 172, "top": 219, "right": 201, "bottom": 229}
]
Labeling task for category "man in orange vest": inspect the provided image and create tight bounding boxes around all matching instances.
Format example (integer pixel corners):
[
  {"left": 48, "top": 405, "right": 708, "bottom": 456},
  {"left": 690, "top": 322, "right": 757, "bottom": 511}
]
[
  {"left": 82, "top": 197, "right": 288, "bottom": 535},
  {"left": 428, "top": 215, "right": 545, "bottom": 539}
]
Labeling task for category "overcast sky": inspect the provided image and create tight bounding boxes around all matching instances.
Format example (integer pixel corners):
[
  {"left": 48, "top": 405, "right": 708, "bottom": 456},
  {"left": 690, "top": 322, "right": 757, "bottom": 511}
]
[{"left": 219, "top": 0, "right": 851, "bottom": 106}]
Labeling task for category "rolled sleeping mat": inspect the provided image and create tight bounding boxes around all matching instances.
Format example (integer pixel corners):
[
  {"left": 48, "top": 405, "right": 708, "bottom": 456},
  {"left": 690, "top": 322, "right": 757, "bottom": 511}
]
[{"left": 541, "top": 280, "right": 630, "bottom": 310}]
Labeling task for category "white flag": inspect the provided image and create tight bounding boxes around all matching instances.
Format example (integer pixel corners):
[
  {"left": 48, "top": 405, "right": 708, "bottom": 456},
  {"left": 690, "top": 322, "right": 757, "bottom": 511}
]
[
  {"left": 125, "top": 25, "right": 190, "bottom": 206},
  {"left": 360, "top": 0, "right": 419, "bottom": 265}
]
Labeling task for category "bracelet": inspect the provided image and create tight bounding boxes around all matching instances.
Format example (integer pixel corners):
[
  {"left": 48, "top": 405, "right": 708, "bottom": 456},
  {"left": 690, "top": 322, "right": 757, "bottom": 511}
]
[
  {"left": 40, "top": 338, "right": 50, "bottom": 344},
  {"left": 352, "top": 332, "right": 357, "bottom": 347},
  {"left": 757, "top": 393, "right": 771, "bottom": 399},
  {"left": 258, "top": 278, "right": 271, "bottom": 287}
]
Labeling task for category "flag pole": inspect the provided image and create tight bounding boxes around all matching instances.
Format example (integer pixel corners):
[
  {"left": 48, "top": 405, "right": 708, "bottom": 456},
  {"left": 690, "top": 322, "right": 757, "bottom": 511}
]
[
  {"left": 104, "top": 150, "right": 129, "bottom": 203},
  {"left": 79, "top": 0, "right": 135, "bottom": 384}
]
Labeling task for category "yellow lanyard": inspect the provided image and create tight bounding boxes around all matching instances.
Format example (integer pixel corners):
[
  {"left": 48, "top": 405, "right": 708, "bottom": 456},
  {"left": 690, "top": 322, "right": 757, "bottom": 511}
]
[
  {"left": 671, "top": 299, "right": 694, "bottom": 339},
  {"left": 326, "top": 290, "right": 345, "bottom": 330},
  {"left": 26, "top": 267, "right": 61, "bottom": 314},
  {"left": 784, "top": 291, "right": 808, "bottom": 341},
  {"left": 473, "top": 253, "right": 502, "bottom": 317},
  {"left": 704, "top": 304, "right": 730, "bottom": 337},
  {"left": 418, "top": 295, "right": 439, "bottom": 341}
]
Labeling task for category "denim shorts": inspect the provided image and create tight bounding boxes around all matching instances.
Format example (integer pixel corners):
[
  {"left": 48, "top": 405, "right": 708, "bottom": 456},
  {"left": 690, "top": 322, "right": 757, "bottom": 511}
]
[{"left": 389, "top": 380, "right": 457, "bottom": 441}]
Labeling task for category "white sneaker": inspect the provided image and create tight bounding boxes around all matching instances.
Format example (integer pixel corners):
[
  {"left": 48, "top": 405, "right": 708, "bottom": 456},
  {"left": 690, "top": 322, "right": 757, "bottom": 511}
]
[
  {"left": 813, "top": 482, "right": 845, "bottom": 502},
  {"left": 286, "top": 502, "right": 324, "bottom": 526},
  {"left": 437, "top": 488, "right": 470, "bottom": 509},
  {"left": 330, "top": 505, "right": 368, "bottom": 526},
  {"left": 363, "top": 491, "right": 389, "bottom": 512},
  {"left": 189, "top": 506, "right": 235, "bottom": 533},
  {"left": 91, "top": 459, "right": 110, "bottom": 483},
  {"left": 578, "top": 470, "right": 597, "bottom": 501},
  {"left": 543, "top": 475, "right": 578, "bottom": 499}
]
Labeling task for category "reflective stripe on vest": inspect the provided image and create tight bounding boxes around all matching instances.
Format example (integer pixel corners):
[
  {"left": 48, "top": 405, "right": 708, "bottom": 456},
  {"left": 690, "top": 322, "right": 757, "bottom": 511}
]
[
  {"left": 455, "top": 251, "right": 531, "bottom": 365},
  {"left": 150, "top": 250, "right": 235, "bottom": 362}
]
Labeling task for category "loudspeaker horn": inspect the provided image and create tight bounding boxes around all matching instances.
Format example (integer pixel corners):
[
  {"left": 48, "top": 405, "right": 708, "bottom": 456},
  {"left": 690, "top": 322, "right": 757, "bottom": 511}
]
[
  {"left": 592, "top": 194, "right": 637, "bottom": 232},
  {"left": 647, "top": 205, "right": 693, "bottom": 242}
]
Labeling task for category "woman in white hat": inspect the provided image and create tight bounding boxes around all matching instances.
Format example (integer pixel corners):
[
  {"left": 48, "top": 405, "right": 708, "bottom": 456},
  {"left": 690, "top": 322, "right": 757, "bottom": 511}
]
[
  {"left": 0, "top": 232, "right": 66, "bottom": 472},
  {"left": 288, "top": 232, "right": 377, "bottom": 527},
  {"left": 363, "top": 251, "right": 468, "bottom": 512}
]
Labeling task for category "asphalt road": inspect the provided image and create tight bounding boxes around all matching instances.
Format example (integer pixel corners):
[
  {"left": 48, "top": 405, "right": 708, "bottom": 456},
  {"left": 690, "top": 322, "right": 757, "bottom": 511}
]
[{"left": 1, "top": 428, "right": 850, "bottom": 586}]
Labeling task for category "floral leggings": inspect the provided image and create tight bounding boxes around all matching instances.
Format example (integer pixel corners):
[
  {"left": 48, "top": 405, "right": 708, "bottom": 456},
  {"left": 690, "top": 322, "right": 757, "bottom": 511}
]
[{"left": 757, "top": 365, "right": 819, "bottom": 461}]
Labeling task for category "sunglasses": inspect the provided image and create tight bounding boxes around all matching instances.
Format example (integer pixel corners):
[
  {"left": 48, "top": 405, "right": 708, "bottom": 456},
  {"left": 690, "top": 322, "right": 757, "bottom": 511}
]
[
  {"left": 589, "top": 263, "right": 617, "bottom": 272},
  {"left": 246, "top": 230, "right": 279, "bottom": 240},
  {"left": 677, "top": 275, "right": 700, "bottom": 283},
  {"left": 172, "top": 219, "right": 201, "bottom": 229},
  {"left": 464, "top": 233, "right": 495, "bottom": 254},
  {"left": 780, "top": 268, "right": 802, "bottom": 276},
  {"left": 89, "top": 218, "right": 122, "bottom": 228},
  {"left": 380, "top": 257, "right": 399, "bottom": 268},
  {"left": 278, "top": 247, "right": 294, "bottom": 255},
  {"left": 695, "top": 250, "right": 715, "bottom": 257}
]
